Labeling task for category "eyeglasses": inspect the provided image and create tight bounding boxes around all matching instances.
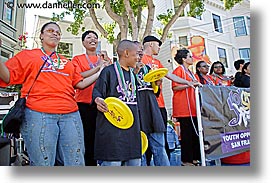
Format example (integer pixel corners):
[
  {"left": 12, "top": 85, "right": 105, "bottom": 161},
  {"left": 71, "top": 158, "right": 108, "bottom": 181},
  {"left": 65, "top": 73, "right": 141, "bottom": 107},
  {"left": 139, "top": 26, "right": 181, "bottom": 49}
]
[
  {"left": 44, "top": 29, "right": 62, "bottom": 36},
  {"left": 200, "top": 65, "right": 209, "bottom": 68},
  {"left": 214, "top": 66, "right": 223, "bottom": 68}
]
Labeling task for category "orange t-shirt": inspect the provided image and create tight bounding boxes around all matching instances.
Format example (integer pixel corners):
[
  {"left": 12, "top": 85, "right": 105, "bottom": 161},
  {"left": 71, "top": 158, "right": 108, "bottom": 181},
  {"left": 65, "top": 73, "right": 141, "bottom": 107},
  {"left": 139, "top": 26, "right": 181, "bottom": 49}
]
[
  {"left": 72, "top": 54, "right": 99, "bottom": 104},
  {"left": 172, "top": 65, "right": 197, "bottom": 117},
  {"left": 0, "top": 49, "right": 83, "bottom": 114},
  {"left": 141, "top": 54, "right": 165, "bottom": 108}
]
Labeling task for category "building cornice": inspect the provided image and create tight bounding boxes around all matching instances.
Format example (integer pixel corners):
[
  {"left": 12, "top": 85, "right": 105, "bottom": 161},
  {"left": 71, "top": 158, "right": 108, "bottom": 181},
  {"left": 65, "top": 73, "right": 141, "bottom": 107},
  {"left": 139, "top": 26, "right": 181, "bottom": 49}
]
[{"left": 204, "top": 0, "right": 226, "bottom": 11}]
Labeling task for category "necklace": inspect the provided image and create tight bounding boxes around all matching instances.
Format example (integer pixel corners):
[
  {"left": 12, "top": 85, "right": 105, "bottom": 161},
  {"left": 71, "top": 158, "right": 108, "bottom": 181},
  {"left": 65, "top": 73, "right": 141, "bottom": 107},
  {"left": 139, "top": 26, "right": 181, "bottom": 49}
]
[
  {"left": 85, "top": 54, "right": 100, "bottom": 69},
  {"left": 41, "top": 47, "right": 60, "bottom": 70},
  {"left": 114, "top": 61, "right": 136, "bottom": 100}
]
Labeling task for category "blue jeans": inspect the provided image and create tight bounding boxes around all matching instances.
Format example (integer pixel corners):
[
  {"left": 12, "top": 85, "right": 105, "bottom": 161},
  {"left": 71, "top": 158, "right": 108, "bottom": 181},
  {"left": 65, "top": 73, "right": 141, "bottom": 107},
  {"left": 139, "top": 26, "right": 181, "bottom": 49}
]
[
  {"left": 21, "top": 108, "right": 85, "bottom": 166},
  {"left": 100, "top": 158, "right": 141, "bottom": 166},
  {"left": 141, "top": 133, "right": 170, "bottom": 166}
]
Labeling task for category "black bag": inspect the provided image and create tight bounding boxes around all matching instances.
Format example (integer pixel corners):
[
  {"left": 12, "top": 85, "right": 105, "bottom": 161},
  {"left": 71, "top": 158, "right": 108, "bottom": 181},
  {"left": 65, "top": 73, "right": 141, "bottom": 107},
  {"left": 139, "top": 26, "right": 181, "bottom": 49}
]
[
  {"left": 2, "top": 98, "right": 26, "bottom": 134},
  {"left": 1, "top": 59, "right": 47, "bottom": 134}
]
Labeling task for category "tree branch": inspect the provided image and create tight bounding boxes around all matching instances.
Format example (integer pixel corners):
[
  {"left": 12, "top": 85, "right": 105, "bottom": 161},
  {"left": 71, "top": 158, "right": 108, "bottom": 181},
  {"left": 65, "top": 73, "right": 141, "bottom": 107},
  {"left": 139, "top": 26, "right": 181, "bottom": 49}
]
[
  {"left": 137, "top": 6, "right": 142, "bottom": 39},
  {"left": 105, "top": 0, "right": 123, "bottom": 23},
  {"left": 123, "top": 0, "right": 138, "bottom": 40},
  {"left": 120, "top": 11, "right": 129, "bottom": 40},
  {"left": 86, "top": 0, "right": 108, "bottom": 38},
  {"left": 142, "top": 0, "right": 155, "bottom": 39},
  {"left": 161, "top": 0, "right": 188, "bottom": 43}
]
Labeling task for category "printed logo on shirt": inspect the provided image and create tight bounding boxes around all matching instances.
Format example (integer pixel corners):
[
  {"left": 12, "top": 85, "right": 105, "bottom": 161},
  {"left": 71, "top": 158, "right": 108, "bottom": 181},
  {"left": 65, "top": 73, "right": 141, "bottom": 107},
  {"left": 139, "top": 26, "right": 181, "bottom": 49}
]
[
  {"left": 116, "top": 80, "right": 137, "bottom": 104},
  {"left": 136, "top": 71, "right": 152, "bottom": 91},
  {"left": 41, "top": 56, "right": 69, "bottom": 76}
]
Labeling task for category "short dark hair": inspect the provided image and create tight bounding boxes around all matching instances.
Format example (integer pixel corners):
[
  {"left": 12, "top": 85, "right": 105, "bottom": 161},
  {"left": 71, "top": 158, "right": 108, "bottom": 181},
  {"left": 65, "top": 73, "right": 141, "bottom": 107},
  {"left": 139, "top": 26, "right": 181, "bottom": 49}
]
[
  {"left": 234, "top": 59, "right": 245, "bottom": 70},
  {"left": 82, "top": 30, "right": 98, "bottom": 41},
  {"left": 241, "top": 62, "right": 250, "bottom": 75},
  {"left": 117, "top": 39, "right": 136, "bottom": 57},
  {"left": 210, "top": 61, "right": 226, "bottom": 75},
  {"left": 40, "top": 22, "right": 60, "bottom": 34},
  {"left": 174, "top": 49, "right": 189, "bottom": 65}
]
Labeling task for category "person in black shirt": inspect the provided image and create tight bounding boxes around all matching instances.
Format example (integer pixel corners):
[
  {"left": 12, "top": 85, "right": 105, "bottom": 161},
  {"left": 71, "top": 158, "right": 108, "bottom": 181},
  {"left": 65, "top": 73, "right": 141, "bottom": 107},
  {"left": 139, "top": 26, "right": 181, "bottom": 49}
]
[
  {"left": 92, "top": 40, "right": 141, "bottom": 166},
  {"left": 233, "top": 59, "right": 245, "bottom": 87},
  {"left": 240, "top": 62, "right": 250, "bottom": 88}
]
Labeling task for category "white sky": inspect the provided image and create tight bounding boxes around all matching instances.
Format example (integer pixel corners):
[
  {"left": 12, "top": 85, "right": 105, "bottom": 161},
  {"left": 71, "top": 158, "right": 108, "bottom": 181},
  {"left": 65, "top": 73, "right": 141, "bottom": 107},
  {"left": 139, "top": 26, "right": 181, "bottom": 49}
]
[{"left": 25, "top": 0, "right": 74, "bottom": 48}]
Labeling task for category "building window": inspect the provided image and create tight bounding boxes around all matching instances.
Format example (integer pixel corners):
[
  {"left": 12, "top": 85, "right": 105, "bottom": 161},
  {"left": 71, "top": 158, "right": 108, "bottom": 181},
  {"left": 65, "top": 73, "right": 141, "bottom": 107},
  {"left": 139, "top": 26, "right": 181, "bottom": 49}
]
[
  {"left": 233, "top": 16, "right": 247, "bottom": 37},
  {"left": 218, "top": 47, "right": 228, "bottom": 67},
  {"left": 0, "top": 50, "right": 12, "bottom": 62},
  {"left": 57, "top": 42, "right": 73, "bottom": 60},
  {"left": 212, "top": 14, "right": 223, "bottom": 33},
  {"left": 179, "top": 36, "right": 188, "bottom": 47},
  {"left": 3, "top": 0, "right": 14, "bottom": 25},
  {"left": 239, "top": 48, "right": 250, "bottom": 62}
]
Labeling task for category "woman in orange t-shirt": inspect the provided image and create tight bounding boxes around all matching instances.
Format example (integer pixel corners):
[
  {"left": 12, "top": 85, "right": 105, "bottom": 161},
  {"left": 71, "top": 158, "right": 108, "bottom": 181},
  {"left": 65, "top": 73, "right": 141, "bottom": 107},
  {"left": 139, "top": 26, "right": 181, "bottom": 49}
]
[
  {"left": 209, "top": 61, "right": 233, "bottom": 86},
  {"left": 172, "top": 49, "right": 201, "bottom": 166},
  {"left": 72, "top": 30, "right": 110, "bottom": 166},
  {"left": 195, "top": 61, "right": 214, "bottom": 85},
  {"left": 0, "top": 22, "right": 102, "bottom": 166}
]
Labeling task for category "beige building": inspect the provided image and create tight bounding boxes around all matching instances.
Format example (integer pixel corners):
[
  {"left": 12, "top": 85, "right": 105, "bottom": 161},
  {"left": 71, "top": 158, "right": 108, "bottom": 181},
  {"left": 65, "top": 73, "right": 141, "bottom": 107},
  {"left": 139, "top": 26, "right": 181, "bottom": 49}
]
[{"left": 0, "top": 0, "right": 26, "bottom": 62}]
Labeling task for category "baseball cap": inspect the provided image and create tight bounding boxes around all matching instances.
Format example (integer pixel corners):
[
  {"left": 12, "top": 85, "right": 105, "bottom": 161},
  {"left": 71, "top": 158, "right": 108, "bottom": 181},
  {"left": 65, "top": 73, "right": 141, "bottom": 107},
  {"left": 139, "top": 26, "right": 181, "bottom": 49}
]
[{"left": 143, "top": 35, "right": 162, "bottom": 46}]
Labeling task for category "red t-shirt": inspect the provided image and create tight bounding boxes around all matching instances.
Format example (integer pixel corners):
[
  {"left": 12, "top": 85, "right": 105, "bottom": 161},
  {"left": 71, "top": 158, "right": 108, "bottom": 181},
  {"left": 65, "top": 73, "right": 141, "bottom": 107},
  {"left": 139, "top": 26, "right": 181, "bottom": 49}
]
[
  {"left": 221, "top": 151, "right": 250, "bottom": 164},
  {"left": 0, "top": 49, "right": 83, "bottom": 113},
  {"left": 195, "top": 73, "right": 215, "bottom": 85},
  {"left": 141, "top": 54, "right": 165, "bottom": 108},
  {"left": 172, "top": 65, "right": 196, "bottom": 117},
  {"left": 72, "top": 54, "right": 98, "bottom": 104},
  {"left": 210, "top": 75, "right": 232, "bottom": 86}
]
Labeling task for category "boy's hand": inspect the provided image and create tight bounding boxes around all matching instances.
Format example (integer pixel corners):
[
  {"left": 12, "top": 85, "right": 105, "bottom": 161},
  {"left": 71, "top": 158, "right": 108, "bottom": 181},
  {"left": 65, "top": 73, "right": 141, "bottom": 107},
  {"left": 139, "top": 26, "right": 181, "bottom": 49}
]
[{"left": 95, "top": 97, "right": 108, "bottom": 112}]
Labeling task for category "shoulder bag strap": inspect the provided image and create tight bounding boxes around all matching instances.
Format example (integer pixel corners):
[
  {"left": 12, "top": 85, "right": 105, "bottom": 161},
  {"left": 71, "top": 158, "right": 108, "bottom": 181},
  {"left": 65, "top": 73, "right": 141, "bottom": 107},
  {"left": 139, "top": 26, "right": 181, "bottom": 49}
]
[{"left": 25, "top": 57, "right": 49, "bottom": 98}]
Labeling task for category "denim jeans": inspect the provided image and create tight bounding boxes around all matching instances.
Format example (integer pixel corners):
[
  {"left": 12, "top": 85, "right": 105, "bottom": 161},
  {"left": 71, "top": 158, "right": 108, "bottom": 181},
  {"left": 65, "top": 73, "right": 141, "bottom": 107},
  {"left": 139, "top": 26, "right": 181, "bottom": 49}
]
[
  {"left": 100, "top": 158, "right": 141, "bottom": 166},
  {"left": 141, "top": 132, "right": 170, "bottom": 166},
  {"left": 21, "top": 108, "right": 85, "bottom": 166}
]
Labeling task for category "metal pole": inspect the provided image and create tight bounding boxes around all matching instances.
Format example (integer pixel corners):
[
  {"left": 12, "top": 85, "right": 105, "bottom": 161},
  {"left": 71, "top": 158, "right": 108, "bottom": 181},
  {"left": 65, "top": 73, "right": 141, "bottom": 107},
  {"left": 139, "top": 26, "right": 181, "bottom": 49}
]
[{"left": 195, "top": 87, "right": 206, "bottom": 166}]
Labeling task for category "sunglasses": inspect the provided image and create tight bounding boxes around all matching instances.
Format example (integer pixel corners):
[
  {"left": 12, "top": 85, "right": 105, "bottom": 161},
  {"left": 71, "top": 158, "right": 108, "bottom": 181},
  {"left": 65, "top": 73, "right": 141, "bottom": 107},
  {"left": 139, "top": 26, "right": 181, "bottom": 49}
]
[
  {"left": 44, "top": 29, "right": 62, "bottom": 36},
  {"left": 214, "top": 66, "right": 223, "bottom": 68},
  {"left": 200, "top": 65, "right": 209, "bottom": 68}
]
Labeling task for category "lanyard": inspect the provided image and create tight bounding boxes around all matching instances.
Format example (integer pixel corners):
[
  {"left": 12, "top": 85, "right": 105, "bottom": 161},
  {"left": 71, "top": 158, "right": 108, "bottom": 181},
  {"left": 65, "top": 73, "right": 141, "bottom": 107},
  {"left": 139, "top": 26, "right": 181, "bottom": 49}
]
[
  {"left": 202, "top": 75, "right": 214, "bottom": 85},
  {"left": 144, "top": 55, "right": 157, "bottom": 69},
  {"left": 181, "top": 65, "right": 197, "bottom": 81},
  {"left": 41, "top": 47, "right": 60, "bottom": 70},
  {"left": 114, "top": 61, "right": 136, "bottom": 100}
]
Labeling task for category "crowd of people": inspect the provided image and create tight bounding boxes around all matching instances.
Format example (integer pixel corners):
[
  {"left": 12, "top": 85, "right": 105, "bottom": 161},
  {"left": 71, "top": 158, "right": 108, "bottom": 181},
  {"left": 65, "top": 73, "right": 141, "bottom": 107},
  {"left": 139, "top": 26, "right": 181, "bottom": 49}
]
[{"left": 0, "top": 21, "right": 250, "bottom": 166}]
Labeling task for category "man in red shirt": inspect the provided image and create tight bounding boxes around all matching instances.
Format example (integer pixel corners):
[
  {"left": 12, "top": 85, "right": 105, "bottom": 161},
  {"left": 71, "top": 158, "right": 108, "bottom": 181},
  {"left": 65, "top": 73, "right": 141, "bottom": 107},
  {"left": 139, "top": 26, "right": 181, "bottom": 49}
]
[{"left": 141, "top": 36, "right": 199, "bottom": 164}]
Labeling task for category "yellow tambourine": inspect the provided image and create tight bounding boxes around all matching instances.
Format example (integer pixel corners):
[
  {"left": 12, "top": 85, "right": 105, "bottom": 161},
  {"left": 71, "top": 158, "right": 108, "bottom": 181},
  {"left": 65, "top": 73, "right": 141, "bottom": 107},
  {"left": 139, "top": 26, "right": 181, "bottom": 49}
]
[
  {"left": 141, "top": 131, "right": 148, "bottom": 155},
  {"left": 143, "top": 68, "right": 168, "bottom": 82},
  {"left": 104, "top": 97, "right": 134, "bottom": 129}
]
